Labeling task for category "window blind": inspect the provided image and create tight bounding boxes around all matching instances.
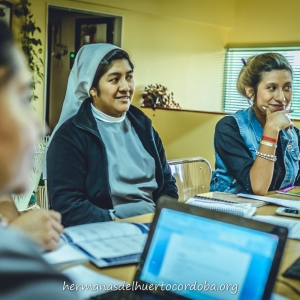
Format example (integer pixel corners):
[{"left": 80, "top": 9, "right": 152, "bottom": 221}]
[{"left": 223, "top": 47, "right": 300, "bottom": 119}]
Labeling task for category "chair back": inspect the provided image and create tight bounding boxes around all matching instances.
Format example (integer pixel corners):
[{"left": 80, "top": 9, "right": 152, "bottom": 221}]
[
  {"left": 12, "top": 136, "right": 49, "bottom": 211},
  {"left": 37, "top": 180, "right": 49, "bottom": 210},
  {"left": 168, "top": 157, "right": 212, "bottom": 202}
]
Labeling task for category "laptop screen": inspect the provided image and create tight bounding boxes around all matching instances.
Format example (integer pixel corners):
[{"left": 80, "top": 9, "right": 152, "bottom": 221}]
[{"left": 140, "top": 208, "right": 279, "bottom": 300}]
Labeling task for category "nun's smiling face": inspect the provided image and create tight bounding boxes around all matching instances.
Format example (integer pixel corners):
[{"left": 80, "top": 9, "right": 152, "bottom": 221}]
[{"left": 90, "top": 59, "right": 135, "bottom": 117}]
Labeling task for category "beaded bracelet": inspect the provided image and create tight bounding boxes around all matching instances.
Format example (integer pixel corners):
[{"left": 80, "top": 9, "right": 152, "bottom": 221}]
[
  {"left": 256, "top": 151, "right": 277, "bottom": 162},
  {"left": 260, "top": 140, "right": 277, "bottom": 148},
  {"left": 262, "top": 136, "right": 277, "bottom": 144}
]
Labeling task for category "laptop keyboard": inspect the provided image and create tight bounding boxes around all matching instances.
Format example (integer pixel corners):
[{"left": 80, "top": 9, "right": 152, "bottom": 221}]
[{"left": 90, "top": 290, "right": 161, "bottom": 300}]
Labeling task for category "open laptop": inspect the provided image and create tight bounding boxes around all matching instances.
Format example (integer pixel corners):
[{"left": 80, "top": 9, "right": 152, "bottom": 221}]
[{"left": 91, "top": 198, "right": 288, "bottom": 300}]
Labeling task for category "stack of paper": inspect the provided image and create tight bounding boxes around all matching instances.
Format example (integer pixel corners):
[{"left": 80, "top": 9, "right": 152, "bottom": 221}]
[
  {"left": 43, "top": 242, "right": 88, "bottom": 265},
  {"left": 238, "top": 193, "right": 300, "bottom": 209},
  {"left": 252, "top": 215, "right": 300, "bottom": 240}
]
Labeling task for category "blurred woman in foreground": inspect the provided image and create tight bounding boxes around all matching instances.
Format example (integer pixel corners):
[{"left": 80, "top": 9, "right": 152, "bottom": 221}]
[{"left": 0, "top": 20, "right": 77, "bottom": 300}]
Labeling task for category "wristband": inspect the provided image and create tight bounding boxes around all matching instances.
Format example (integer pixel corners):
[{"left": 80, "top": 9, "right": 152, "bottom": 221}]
[
  {"left": 109, "top": 209, "right": 116, "bottom": 221},
  {"left": 262, "top": 136, "right": 277, "bottom": 144},
  {"left": 260, "top": 140, "right": 277, "bottom": 148}
]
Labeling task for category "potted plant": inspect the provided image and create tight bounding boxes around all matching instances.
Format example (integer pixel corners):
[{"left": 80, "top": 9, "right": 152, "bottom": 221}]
[
  {"left": 13, "top": 0, "right": 43, "bottom": 101},
  {"left": 141, "top": 84, "right": 181, "bottom": 110}
]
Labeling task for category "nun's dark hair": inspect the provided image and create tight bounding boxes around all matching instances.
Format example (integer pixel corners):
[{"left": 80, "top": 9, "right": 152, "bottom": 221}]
[{"left": 91, "top": 49, "right": 134, "bottom": 91}]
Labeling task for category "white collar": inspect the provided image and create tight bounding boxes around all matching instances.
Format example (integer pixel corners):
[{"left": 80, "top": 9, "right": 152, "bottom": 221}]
[{"left": 91, "top": 104, "right": 126, "bottom": 123}]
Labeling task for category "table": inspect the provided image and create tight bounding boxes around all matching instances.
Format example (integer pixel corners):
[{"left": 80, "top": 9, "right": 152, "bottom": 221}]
[{"left": 81, "top": 195, "right": 300, "bottom": 299}]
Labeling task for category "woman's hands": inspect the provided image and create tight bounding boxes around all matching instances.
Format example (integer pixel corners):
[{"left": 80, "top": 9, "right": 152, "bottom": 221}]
[
  {"left": 10, "top": 210, "right": 63, "bottom": 251},
  {"left": 249, "top": 105, "right": 291, "bottom": 195},
  {"left": 0, "top": 195, "right": 63, "bottom": 251},
  {"left": 263, "top": 106, "right": 293, "bottom": 132}
]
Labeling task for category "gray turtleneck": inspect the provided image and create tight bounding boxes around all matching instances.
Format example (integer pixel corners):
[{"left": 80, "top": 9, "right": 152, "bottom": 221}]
[{"left": 91, "top": 105, "right": 157, "bottom": 218}]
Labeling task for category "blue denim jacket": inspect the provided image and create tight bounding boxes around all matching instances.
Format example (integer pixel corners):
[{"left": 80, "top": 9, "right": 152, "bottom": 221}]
[{"left": 210, "top": 107, "right": 300, "bottom": 194}]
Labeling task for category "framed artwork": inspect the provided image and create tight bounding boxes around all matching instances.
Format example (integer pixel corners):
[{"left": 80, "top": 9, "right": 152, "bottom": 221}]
[
  {"left": 0, "top": 1, "right": 13, "bottom": 29},
  {"left": 75, "top": 17, "right": 114, "bottom": 53}
]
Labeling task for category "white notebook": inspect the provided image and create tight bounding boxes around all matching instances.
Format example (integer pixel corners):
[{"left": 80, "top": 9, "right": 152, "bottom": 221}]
[{"left": 186, "top": 196, "right": 256, "bottom": 217}]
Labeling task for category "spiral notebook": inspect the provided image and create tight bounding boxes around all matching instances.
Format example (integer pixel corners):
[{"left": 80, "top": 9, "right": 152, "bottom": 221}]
[{"left": 185, "top": 195, "right": 257, "bottom": 217}]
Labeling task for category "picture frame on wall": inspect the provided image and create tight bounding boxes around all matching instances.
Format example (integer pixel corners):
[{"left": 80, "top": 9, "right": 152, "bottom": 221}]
[
  {"left": 75, "top": 17, "right": 114, "bottom": 53},
  {"left": 0, "top": 1, "right": 13, "bottom": 29}
]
